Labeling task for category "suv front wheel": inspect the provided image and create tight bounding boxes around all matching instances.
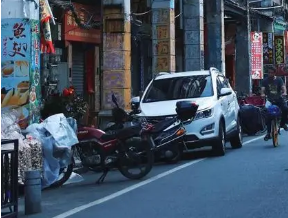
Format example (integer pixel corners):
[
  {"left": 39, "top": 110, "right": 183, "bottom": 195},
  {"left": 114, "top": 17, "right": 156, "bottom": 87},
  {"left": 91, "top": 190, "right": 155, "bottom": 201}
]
[
  {"left": 212, "top": 121, "right": 226, "bottom": 156},
  {"left": 230, "top": 117, "right": 243, "bottom": 149}
]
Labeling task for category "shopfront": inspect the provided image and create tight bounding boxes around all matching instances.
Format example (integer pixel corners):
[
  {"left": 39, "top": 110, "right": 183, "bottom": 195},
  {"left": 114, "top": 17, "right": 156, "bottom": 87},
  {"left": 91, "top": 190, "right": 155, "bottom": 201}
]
[{"left": 60, "top": 2, "right": 101, "bottom": 120}]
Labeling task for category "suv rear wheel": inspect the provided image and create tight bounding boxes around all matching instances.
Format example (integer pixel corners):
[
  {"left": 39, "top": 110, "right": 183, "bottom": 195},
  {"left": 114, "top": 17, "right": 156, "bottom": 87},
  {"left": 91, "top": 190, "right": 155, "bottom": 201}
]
[{"left": 212, "top": 121, "right": 226, "bottom": 156}]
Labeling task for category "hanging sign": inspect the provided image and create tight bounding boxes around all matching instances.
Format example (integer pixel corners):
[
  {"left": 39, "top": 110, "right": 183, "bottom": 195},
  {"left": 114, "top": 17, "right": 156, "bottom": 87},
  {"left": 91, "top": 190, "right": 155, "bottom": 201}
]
[
  {"left": 250, "top": 32, "right": 263, "bottom": 79},
  {"left": 262, "top": 32, "right": 274, "bottom": 64},
  {"left": 274, "top": 35, "right": 285, "bottom": 64},
  {"left": 63, "top": 3, "right": 101, "bottom": 44}
]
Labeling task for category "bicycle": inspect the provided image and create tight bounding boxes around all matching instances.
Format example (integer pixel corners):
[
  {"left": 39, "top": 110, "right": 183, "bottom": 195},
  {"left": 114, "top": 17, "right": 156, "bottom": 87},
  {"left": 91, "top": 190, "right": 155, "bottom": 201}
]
[{"left": 265, "top": 100, "right": 282, "bottom": 147}]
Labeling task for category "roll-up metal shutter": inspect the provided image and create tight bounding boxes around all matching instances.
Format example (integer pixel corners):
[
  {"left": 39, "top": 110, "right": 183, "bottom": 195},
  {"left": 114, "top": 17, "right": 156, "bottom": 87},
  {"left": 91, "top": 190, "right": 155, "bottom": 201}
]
[{"left": 72, "top": 48, "right": 84, "bottom": 96}]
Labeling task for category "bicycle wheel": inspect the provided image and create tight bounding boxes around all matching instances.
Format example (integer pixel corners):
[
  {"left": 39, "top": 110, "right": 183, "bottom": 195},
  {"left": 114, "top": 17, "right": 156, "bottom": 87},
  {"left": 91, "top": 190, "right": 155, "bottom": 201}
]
[
  {"left": 259, "top": 108, "right": 267, "bottom": 134},
  {"left": 271, "top": 119, "right": 279, "bottom": 147}
]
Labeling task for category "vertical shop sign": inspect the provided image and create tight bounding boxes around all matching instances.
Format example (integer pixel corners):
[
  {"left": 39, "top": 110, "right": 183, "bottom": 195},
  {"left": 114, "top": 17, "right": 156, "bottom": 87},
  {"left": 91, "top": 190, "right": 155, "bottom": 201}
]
[
  {"left": 285, "top": 31, "right": 288, "bottom": 64},
  {"left": 30, "top": 19, "right": 41, "bottom": 124},
  {"left": 250, "top": 32, "right": 263, "bottom": 79},
  {"left": 274, "top": 35, "right": 285, "bottom": 64},
  {"left": 1, "top": 18, "right": 31, "bottom": 128},
  {"left": 262, "top": 32, "right": 274, "bottom": 64}
]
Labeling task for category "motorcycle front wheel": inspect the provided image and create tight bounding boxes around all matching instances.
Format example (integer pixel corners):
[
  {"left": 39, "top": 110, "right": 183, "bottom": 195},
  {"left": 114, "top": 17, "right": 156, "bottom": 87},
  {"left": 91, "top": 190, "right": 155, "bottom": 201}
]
[
  {"left": 118, "top": 140, "right": 154, "bottom": 180},
  {"left": 49, "top": 156, "right": 74, "bottom": 188}
]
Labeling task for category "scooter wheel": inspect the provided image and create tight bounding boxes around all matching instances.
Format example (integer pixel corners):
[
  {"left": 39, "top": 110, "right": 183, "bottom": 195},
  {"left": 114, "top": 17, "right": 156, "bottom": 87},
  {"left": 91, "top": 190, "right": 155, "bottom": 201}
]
[{"left": 164, "top": 143, "right": 183, "bottom": 164}]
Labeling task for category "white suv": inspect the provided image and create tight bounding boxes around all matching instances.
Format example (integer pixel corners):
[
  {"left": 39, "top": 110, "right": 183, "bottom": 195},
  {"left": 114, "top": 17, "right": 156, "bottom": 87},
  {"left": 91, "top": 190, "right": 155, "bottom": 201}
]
[{"left": 133, "top": 67, "right": 242, "bottom": 156}]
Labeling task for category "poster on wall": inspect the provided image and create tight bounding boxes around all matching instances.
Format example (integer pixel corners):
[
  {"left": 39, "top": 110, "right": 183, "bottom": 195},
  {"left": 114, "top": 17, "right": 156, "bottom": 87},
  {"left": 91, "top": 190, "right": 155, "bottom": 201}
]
[
  {"left": 1, "top": 18, "right": 31, "bottom": 128},
  {"left": 262, "top": 32, "right": 274, "bottom": 64},
  {"left": 274, "top": 35, "right": 285, "bottom": 64},
  {"left": 250, "top": 32, "right": 263, "bottom": 80},
  {"left": 29, "top": 19, "right": 41, "bottom": 124}
]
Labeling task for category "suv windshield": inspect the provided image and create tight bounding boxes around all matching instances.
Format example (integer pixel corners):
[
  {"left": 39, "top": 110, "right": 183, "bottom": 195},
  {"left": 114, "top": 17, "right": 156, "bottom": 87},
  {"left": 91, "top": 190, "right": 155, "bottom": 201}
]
[{"left": 143, "top": 75, "right": 213, "bottom": 103}]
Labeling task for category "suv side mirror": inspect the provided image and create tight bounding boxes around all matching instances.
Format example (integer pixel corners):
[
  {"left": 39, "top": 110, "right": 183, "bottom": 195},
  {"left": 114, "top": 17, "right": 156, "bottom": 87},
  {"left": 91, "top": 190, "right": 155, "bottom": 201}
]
[
  {"left": 219, "top": 88, "right": 232, "bottom": 97},
  {"left": 131, "top": 96, "right": 140, "bottom": 111}
]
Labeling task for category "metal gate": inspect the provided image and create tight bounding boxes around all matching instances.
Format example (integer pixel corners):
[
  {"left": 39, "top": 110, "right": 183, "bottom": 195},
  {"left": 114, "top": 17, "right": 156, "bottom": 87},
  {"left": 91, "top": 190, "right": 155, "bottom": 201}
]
[{"left": 72, "top": 48, "right": 84, "bottom": 96}]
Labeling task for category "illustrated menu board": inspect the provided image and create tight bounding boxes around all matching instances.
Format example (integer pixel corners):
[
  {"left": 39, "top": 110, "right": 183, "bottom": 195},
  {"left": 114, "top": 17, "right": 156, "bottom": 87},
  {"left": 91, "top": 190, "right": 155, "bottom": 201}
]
[{"left": 1, "top": 18, "right": 41, "bottom": 128}]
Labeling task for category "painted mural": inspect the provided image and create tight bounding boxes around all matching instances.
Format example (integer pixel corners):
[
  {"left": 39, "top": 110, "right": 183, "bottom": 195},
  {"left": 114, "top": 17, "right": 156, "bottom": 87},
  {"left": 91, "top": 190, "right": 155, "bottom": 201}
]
[
  {"left": 1, "top": 18, "right": 41, "bottom": 128},
  {"left": 1, "top": 18, "right": 31, "bottom": 128}
]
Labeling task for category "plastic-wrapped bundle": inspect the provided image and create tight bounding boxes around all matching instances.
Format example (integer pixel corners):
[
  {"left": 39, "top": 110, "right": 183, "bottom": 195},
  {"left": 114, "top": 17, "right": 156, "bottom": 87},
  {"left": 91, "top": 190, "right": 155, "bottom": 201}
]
[
  {"left": 1, "top": 109, "right": 32, "bottom": 184},
  {"left": 24, "top": 137, "right": 43, "bottom": 171}
]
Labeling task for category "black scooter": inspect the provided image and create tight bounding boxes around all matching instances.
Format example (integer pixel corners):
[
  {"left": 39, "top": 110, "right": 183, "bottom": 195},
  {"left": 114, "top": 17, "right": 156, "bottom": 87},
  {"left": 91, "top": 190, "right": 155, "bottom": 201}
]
[{"left": 104, "top": 94, "right": 186, "bottom": 164}]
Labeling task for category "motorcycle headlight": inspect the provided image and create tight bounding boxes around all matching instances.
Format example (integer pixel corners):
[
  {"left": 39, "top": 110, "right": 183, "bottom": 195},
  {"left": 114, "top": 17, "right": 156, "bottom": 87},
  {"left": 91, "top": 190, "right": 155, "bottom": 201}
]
[{"left": 194, "top": 108, "right": 213, "bottom": 120}]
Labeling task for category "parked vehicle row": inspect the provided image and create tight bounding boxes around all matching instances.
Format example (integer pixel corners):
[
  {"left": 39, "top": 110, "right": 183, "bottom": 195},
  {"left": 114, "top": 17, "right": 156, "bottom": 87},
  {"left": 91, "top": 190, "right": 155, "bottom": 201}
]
[
  {"left": 50, "top": 67, "right": 246, "bottom": 188},
  {"left": 52, "top": 94, "right": 199, "bottom": 187}
]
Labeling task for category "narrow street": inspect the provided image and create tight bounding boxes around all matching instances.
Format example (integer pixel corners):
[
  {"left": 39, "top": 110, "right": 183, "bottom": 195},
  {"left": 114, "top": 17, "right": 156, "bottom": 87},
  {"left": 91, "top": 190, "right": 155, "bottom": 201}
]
[{"left": 19, "top": 133, "right": 288, "bottom": 218}]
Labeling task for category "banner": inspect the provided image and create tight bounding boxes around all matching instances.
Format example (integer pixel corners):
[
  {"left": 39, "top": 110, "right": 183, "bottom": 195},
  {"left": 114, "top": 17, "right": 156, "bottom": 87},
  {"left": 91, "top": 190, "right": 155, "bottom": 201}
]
[
  {"left": 285, "top": 31, "right": 288, "bottom": 64},
  {"left": 29, "top": 19, "right": 41, "bottom": 124},
  {"left": 274, "top": 35, "right": 285, "bottom": 64},
  {"left": 251, "top": 32, "right": 263, "bottom": 79},
  {"left": 1, "top": 18, "right": 31, "bottom": 128},
  {"left": 262, "top": 32, "right": 274, "bottom": 64},
  {"left": 63, "top": 3, "right": 101, "bottom": 43}
]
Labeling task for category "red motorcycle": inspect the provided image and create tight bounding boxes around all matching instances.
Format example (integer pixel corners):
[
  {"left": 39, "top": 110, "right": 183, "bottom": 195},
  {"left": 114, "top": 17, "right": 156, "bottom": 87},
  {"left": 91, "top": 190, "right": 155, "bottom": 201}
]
[{"left": 51, "top": 110, "right": 154, "bottom": 188}]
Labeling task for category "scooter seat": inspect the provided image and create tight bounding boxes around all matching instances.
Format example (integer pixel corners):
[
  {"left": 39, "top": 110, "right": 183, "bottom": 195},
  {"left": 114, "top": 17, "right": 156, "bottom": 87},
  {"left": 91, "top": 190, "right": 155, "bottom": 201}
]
[{"left": 150, "top": 118, "right": 176, "bottom": 133}]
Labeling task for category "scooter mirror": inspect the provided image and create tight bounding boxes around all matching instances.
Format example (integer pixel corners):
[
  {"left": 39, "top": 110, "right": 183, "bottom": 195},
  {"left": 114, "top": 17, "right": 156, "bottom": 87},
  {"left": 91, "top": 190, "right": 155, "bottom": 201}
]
[
  {"left": 112, "top": 93, "right": 117, "bottom": 104},
  {"left": 112, "top": 93, "right": 119, "bottom": 108}
]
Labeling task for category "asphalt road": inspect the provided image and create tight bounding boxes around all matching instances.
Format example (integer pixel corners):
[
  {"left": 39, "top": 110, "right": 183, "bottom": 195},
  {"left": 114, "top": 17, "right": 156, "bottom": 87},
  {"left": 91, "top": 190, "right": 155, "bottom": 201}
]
[{"left": 18, "top": 133, "right": 288, "bottom": 218}]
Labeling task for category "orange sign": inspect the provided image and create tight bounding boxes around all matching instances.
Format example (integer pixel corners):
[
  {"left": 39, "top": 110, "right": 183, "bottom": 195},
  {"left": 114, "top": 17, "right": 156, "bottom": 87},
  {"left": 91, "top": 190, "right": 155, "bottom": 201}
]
[{"left": 63, "top": 3, "right": 101, "bottom": 44}]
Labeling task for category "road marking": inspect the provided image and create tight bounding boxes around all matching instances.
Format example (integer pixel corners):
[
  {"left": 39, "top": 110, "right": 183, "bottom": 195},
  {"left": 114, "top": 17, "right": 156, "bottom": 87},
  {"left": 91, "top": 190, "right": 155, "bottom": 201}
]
[
  {"left": 52, "top": 159, "right": 205, "bottom": 218},
  {"left": 243, "top": 134, "right": 265, "bottom": 145},
  {"left": 242, "top": 129, "right": 284, "bottom": 146},
  {"left": 52, "top": 135, "right": 265, "bottom": 218}
]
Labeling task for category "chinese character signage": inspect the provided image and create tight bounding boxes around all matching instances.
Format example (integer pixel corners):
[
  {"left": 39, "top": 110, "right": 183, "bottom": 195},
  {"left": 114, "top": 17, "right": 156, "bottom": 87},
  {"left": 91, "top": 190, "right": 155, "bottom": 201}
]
[
  {"left": 274, "top": 35, "right": 285, "bottom": 64},
  {"left": 63, "top": 3, "right": 101, "bottom": 43},
  {"left": 250, "top": 32, "right": 263, "bottom": 80},
  {"left": 262, "top": 32, "right": 274, "bottom": 64},
  {"left": 285, "top": 31, "right": 288, "bottom": 64},
  {"left": 29, "top": 19, "right": 41, "bottom": 124},
  {"left": 1, "top": 18, "right": 41, "bottom": 127},
  {"left": 1, "top": 18, "right": 31, "bottom": 128}
]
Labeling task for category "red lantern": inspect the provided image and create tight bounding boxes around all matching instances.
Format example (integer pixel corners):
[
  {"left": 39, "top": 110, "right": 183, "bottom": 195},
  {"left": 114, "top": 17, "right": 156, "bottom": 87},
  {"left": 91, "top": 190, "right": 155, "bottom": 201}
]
[{"left": 63, "top": 88, "right": 70, "bottom": 97}]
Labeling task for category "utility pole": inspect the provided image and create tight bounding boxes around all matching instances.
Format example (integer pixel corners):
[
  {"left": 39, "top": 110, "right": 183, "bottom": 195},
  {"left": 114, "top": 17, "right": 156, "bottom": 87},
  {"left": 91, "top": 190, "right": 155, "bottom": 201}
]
[{"left": 246, "top": 0, "right": 252, "bottom": 94}]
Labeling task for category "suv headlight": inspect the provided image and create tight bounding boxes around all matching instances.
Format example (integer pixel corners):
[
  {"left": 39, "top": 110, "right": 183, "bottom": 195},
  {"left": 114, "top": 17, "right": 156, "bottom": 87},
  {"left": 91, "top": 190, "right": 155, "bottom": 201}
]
[{"left": 194, "top": 108, "right": 213, "bottom": 120}]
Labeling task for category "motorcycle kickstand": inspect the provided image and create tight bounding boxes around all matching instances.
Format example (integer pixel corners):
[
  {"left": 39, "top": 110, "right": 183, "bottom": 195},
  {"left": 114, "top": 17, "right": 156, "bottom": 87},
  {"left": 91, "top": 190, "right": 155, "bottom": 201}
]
[{"left": 96, "top": 169, "right": 109, "bottom": 184}]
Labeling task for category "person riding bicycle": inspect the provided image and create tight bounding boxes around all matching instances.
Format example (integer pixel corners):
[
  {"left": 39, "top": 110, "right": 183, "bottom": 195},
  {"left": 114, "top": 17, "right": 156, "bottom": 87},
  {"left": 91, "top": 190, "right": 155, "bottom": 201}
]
[{"left": 261, "top": 66, "right": 288, "bottom": 141}]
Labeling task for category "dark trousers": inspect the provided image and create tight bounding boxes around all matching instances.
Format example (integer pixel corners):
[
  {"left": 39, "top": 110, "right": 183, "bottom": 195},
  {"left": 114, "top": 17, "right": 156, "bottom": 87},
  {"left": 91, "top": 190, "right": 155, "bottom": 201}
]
[{"left": 266, "top": 99, "right": 288, "bottom": 134}]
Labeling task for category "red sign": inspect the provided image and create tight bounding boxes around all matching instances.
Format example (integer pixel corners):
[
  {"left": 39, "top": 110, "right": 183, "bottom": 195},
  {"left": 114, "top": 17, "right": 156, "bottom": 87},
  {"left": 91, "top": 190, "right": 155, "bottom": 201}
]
[
  {"left": 276, "top": 64, "right": 288, "bottom": 76},
  {"left": 285, "top": 31, "right": 288, "bottom": 64},
  {"left": 251, "top": 32, "right": 263, "bottom": 79},
  {"left": 63, "top": 3, "right": 101, "bottom": 44}
]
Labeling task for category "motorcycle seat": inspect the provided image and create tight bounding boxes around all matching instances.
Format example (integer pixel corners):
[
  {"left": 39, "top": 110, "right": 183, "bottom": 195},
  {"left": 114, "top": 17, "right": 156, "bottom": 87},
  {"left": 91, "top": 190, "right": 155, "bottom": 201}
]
[
  {"left": 101, "top": 125, "right": 141, "bottom": 141},
  {"left": 150, "top": 118, "right": 176, "bottom": 133}
]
